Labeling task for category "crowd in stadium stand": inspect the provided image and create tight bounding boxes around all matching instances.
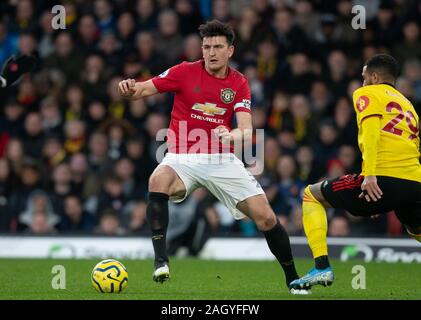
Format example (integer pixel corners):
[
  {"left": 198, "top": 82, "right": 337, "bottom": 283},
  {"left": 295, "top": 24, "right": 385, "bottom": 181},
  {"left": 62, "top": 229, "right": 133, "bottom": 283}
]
[{"left": 0, "top": 0, "right": 421, "bottom": 245}]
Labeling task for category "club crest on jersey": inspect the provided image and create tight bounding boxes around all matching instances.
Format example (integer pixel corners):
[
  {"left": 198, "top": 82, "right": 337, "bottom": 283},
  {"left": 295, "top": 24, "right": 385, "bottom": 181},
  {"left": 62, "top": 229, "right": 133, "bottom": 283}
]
[
  {"left": 192, "top": 102, "right": 226, "bottom": 115},
  {"left": 356, "top": 95, "right": 369, "bottom": 112},
  {"left": 220, "top": 88, "right": 236, "bottom": 104}
]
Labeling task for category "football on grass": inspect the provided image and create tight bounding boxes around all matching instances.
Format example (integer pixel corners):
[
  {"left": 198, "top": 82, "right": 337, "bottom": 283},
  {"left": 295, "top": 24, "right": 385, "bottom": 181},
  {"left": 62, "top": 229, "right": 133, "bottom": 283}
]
[{"left": 91, "top": 259, "right": 128, "bottom": 293}]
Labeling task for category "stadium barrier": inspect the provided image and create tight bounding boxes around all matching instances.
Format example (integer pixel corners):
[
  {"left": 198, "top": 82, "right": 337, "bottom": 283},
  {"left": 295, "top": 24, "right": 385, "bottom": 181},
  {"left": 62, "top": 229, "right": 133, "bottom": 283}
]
[{"left": 0, "top": 236, "right": 419, "bottom": 263}]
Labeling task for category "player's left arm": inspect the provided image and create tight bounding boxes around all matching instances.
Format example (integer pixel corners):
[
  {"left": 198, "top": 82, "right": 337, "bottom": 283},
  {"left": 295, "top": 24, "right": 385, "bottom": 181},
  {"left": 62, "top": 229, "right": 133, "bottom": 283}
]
[
  {"left": 353, "top": 87, "right": 384, "bottom": 202},
  {"left": 358, "top": 115, "right": 384, "bottom": 202}
]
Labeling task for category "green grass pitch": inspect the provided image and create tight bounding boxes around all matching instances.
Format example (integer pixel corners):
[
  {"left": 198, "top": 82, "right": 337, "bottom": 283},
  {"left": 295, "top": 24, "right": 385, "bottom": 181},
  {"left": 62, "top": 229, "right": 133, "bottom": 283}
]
[{"left": 0, "top": 258, "right": 419, "bottom": 300}]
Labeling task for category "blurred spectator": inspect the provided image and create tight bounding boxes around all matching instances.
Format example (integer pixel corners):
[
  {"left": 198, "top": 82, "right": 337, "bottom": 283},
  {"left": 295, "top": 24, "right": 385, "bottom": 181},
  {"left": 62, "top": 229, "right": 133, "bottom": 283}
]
[
  {"left": 294, "top": 0, "right": 320, "bottom": 40},
  {"left": 402, "top": 59, "right": 421, "bottom": 106},
  {"left": 16, "top": 77, "right": 39, "bottom": 110},
  {"left": 116, "top": 12, "right": 136, "bottom": 55},
  {"left": 9, "top": 0, "right": 38, "bottom": 34},
  {"left": 175, "top": 0, "right": 203, "bottom": 36},
  {"left": 154, "top": 9, "right": 184, "bottom": 67},
  {"left": 234, "top": 6, "right": 262, "bottom": 62},
  {"left": 289, "top": 94, "right": 311, "bottom": 144},
  {"left": 49, "top": 163, "right": 73, "bottom": 216},
  {"left": 80, "top": 54, "right": 109, "bottom": 102},
  {"left": 280, "top": 52, "right": 315, "bottom": 95},
  {"left": 125, "top": 98, "right": 148, "bottom": 129},
  {"left": 263, "top": 136, "right": 281, "bottom": 179},
  {"left": 44, "top": 31, "right": 84, "bottom": 84},
  {"left": 271, "top": 7, "right": 309, "bottom": 56},
  {"left": 94, "top": 0, "right": 116, "bottom": 34},
  {"left": 212, "top": 0, "right": 233, "bottom": 24},
  {"left": 295, "top": 145, "right": 322, "bottom": 184},
  {"left": 59, "top": 195, "right": 95, "bottom": 233},
  {"left": 145, "top": 112, "right": 168, "bottom": 160},
  {"left": 68, "top": 152, "right": 89, "bottom": 198},
  {"left": 181, "top": 34, "right": 202, "bottom": 62},
  {"left": 337, "top": 145, "right": 359, "bottom": 174},
  {"left": 136, "top": 0, "right": 158, "bottom": 31},
  {"left": 9, "top": 159, "right": 43, "bottom": 221},
  {"left": 64, "top": 84, "right": 86, "bottom": 121},
  {"left": 267, "top": 91, "right": 290, "bottom": 133},
  {"left": 311, "top": 119, "right": 340, "bottom": 171},
  {"left": 19, "top": 189, "right": 60, "bottom": 232},
  {"left": 22, "top": 112, "right": 46, "bottom": 159},
  {"left": 393, "top": 21, "right": 421, "bottom": 62},
  {"left": 122, "top": 200, "right": 148, "bottom": 233},
  {"left": 328, "top": 216, "right": 350, "bottom": 236},
  {"left": 288, "top": 205, "right": 304, "bottom": 236},
  {"left": 325, "top": 50, "right": 351, "bottom": 99},
  {"left": 17, "top": 32, "right": 37, "bottom": 57},
  {"left": 40, "top": 96, "right": 63, "bottom": 138},
  {"left": 37, "top": 10, "right": 55, "bottom": 59},
  {"left": 86, "top": 101, "right": 109, "bottom": 136},
  {"left": 256, "top": 37, "right": 281, "bottom": 98},
  {"left": 99, "top": 32, "right": 123, "bottom": 74},
  {"left": 114, "top": 157, "right": 146, "bottom": 200},
  {"left": 41, "top": 136, "right": 66, "bottom": 174},
  {"left": 0, "top": 99, "right": 25, "bottom": 137},
  {"left": 333, "top": 96, "right": 357, "bottom": 145},
  {"left": 134, "top": 31, "right": 165, "bottom": 77},
  {"left": 85, "top": 131, "right": 112, "bottom": 197},
  {"left": 273, "top": 155, "right": 305, "bottom": 217},
  {"left": 5, "top": 138, "right": 26, "bottom": 181},
  {"left": 95, "top": 208, "right": 126, "bottom": 235},
  {"left": 95, "top": 174, "right": 129, "bottom": 217},
  {"left": 0, "top": 22, "right": 19, "bottom": 66},
  {"left": 77, "top": 14, "right": 100, "bottom": 56},
  {"left": 63, "top": 120, "right": 86, "bottom": 155},
  {"left": 27, "top": 210, "right": 58, "bottom": 235},
  {"left": 125, "top": 135, "right": 155, "bottom": 188}
]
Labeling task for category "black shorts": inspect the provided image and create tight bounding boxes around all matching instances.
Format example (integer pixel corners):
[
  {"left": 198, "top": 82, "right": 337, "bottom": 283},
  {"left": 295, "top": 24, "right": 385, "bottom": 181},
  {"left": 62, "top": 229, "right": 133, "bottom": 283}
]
[{"left": 321, "top": 174, "right": 421, "bottom": 229}]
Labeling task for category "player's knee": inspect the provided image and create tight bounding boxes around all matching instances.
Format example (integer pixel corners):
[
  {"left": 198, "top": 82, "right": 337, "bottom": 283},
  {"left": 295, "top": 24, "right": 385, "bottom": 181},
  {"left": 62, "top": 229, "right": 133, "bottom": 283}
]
[
  {"left": 148, "top": 168, "right": 175, "bottom": 193},
  {"left": 254, "top": 212, "right": 277, "bottom": 232},
  {"left": 303, "top": 184, "right": 323, "bottom": 208}
]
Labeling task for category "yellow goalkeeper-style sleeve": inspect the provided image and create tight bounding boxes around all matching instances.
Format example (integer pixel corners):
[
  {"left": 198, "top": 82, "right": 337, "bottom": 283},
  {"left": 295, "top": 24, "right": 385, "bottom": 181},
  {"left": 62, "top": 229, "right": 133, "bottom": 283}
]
[{"left": 360, "top": 115, "right": 381, "bottom": 176}]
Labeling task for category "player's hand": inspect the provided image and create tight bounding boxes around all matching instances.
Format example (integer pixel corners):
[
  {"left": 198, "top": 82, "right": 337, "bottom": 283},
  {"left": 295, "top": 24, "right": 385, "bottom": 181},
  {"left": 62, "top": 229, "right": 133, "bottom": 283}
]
[
  {"left": 118, "top": 79, "right": 136, "bottom": 98},
  {"left": 359, "top": 175, "right": 383, "bottom": 202},
  {"left": 213, "top": 125, "right": 231, "bottom": 145}
]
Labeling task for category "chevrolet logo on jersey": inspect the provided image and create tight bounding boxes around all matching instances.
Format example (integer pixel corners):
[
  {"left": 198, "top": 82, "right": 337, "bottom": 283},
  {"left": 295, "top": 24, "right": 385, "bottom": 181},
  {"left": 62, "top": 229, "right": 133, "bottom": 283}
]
[{"left": 192, "top": 103, "right": 227, "bottom": 116}]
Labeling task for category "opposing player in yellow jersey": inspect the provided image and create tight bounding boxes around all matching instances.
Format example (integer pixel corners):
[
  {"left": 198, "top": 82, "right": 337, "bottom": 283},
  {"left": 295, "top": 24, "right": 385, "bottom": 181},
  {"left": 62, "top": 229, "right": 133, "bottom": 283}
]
[{"left": 290, "top": 54, "right": 421, "bottom": 290}]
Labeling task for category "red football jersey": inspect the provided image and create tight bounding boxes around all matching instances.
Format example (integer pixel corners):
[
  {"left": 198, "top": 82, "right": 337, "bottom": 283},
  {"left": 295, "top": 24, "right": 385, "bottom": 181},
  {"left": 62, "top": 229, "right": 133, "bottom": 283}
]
[{"left": 151, "top": 60, "right": 251, "bottom": 153}]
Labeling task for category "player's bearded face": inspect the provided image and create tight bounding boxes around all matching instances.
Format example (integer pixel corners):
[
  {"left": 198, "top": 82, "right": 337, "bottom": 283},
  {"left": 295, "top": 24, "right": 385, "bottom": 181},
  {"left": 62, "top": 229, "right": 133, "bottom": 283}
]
[{"left": 202, "top": 36, "right": 234, "bottom": 74}]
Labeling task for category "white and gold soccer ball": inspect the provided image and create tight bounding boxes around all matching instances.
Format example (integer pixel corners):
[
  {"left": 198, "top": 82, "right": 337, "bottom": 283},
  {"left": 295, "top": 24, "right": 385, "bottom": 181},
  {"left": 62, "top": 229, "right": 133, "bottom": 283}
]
[{"left": 91, "top": 259, "right": 128, "bottom": 293}]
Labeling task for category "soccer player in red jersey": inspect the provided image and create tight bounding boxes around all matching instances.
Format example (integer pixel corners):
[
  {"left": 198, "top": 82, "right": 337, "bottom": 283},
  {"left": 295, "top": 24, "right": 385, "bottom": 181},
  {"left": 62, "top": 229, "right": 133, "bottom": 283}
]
[{"left": 118, "top": 20, "right": 307, "bottom": 294}]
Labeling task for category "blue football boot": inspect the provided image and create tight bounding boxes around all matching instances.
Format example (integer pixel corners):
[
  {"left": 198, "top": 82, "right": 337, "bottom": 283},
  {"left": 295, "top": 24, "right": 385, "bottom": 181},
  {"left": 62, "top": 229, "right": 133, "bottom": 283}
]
[{"left": 289, "top": 267, "right": 334, "bottom": 289}]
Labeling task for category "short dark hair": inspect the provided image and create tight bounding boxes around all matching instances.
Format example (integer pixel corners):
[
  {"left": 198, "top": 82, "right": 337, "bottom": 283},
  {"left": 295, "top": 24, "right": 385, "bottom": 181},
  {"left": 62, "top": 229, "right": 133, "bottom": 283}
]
[
  {"left": 364, "top": 54, "right": 399, "bottom": 81},
  {"left": 198, "top": 19, "right": 235, "bottom": 45}
]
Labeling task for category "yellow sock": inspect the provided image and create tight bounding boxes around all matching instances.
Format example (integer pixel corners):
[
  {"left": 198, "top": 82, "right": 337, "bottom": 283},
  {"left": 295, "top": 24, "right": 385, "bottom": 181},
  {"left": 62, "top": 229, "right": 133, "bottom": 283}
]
[
  {"left": 407, "top": 229, "right": 421, "bottom": 243},
  {"left": 302, "top": 185, "right": 328, "bottom": 258}
]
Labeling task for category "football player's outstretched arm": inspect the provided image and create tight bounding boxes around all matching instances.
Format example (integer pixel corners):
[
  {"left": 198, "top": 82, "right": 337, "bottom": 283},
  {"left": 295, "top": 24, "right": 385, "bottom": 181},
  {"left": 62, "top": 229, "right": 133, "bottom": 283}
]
[{"left": 118, "top": 79, "right": 159, "bottom": 100}]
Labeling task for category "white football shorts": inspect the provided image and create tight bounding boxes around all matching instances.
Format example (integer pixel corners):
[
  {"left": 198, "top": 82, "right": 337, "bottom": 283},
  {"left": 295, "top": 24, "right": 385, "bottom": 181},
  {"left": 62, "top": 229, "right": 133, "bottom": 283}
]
[{"left": 157, "top": 153, "right": 265, "bottom": 219}]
